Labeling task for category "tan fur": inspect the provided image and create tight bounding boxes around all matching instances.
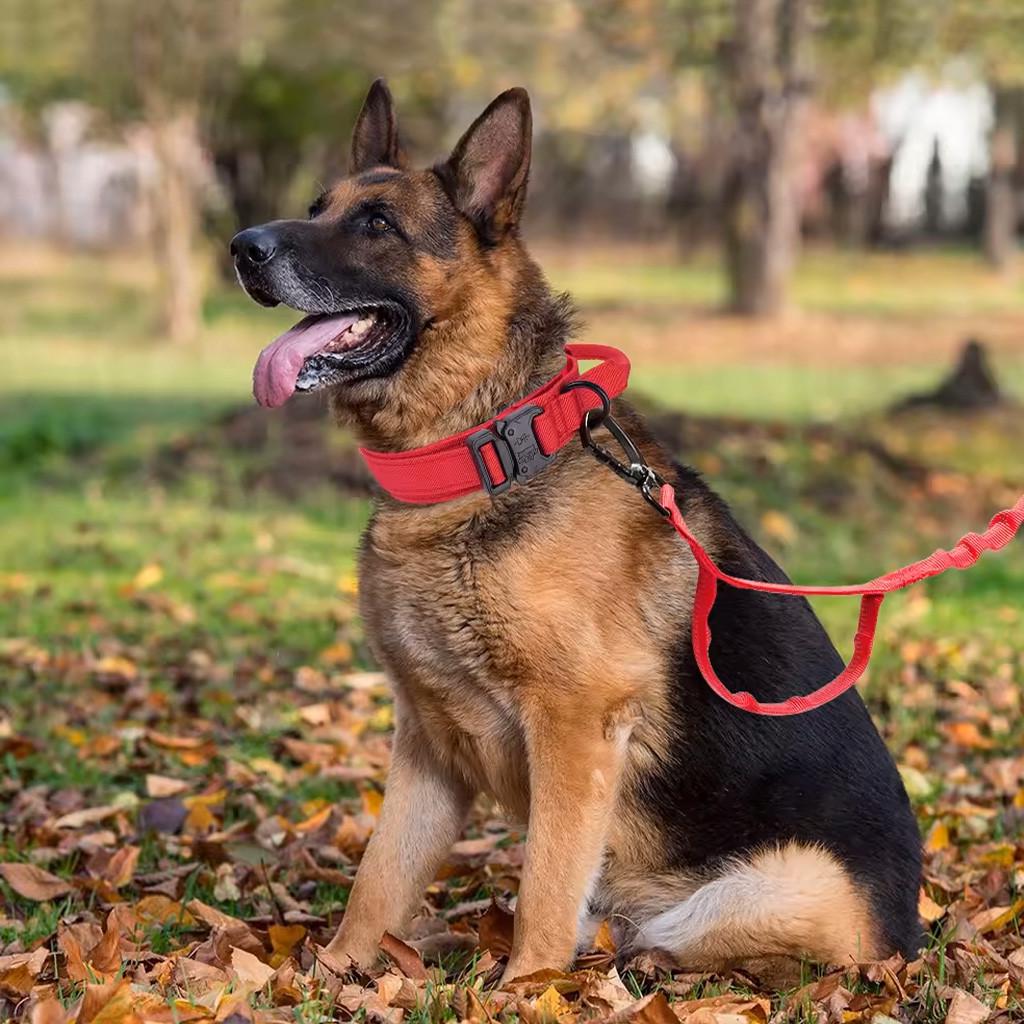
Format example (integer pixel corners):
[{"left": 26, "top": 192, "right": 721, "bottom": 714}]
[
  {"left": 324, "top": 410, "right": 713, "bottom": 978},
  {"left": 633, "top": 843, "right": 882, "bottom": 969},
  {"left": 311, "top": 113, "right": 888, "bottom": 981}
]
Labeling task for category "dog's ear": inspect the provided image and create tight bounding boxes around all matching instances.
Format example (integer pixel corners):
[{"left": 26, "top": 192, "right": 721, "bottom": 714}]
[
  {"left": 350, "top": 79, "right": 406, "bottom": 173},
  {"left": 442, "top": 88, "right": 532, "bottom": 240}
]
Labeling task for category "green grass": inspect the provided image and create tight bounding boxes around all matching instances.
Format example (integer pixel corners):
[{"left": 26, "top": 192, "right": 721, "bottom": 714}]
[
  {"left": 1, "top": 242, "right": 1021, "bottom": 1024},
  {"left": 550, "top": 244, "right": 1024, "bottom": 316},
  {"left": 631, "top": 360, "right": 1024, "bottom": 421},
  {"left": 2, "top": 241, "right": 1022, "bottom": 731},
  {"left": 0, "top": 486, "right": 364, "bottom": 655}
]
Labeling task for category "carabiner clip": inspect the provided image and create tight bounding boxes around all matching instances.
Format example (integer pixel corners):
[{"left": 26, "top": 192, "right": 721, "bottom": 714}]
[{"left": 561, "top": 380, "right": 669, "bottom": 516}]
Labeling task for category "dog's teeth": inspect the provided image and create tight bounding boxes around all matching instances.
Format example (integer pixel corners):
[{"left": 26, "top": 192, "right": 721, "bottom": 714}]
[{"left": 350, "top": 316, "right": 374, "bottom": 338}]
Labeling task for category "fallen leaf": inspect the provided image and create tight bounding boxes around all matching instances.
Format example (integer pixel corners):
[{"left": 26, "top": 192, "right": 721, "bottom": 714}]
[
  {"left": 146, "top": 773, "right": 191, "bottom": 797},
  {"left": 132, "top": 562, "right": 164, "bottom": 589},
  {"left": 231, "top": 946, "right": 275, "bottom": 990},
  {"left": 760, "top": 509, "right": 797, "bottom": 545},
  {"left": 598, "top": 991, "right": 679, "bottom": 1024},
  {"left": 943, "top": 722, "right": 994, "bottom": 750},
  {"left": 320, "top": 641, "right": 353, "bottom": 665},
  {"left": 91, "top": 655, "right": 138, "bottom": 682},
  {"left": 534, "top": 984, "right": 572, "bottom": 1021},
  {"left": 93, "top": 844, "right": 140, "bottom": 888},
  {"left": 52, "top": 804, "right": 120, "bottom": 829},
  {"left": 83, "top": 911, "right": 123, "bottom": 979},
  {"left": 138, "top": 797, "right": 188, "bottom": 834},
  {"left": 314, "top": 944, "right": 355, "bottom": 976},
  {"left": 269, "top": 923, "right": 307, "bottom": 966},
  {"left": 187, "top": 898, "right": 249, "bottom": 931},
  {"left": 580, "top": 966, "right": 634, "bottom": 1014},
  {"left": 0, "top": 862, "right": 73, "bottom": 901},
  {"left": 78, "top": 979, "right": 133, "bottom": 1024},
  {"left": 146, "top": 729, "right": 206, "bottom": 750},
  {"left": 134, "top": 894, "right": 194, "bottom": 927},
  {"left": 944, "top": 987, "right": 991, "bottom": 1024},
  {"left": 0, "top": 948, "right": 47, "bottom": 997},
  {"left": 380, "top": 931, "right": 429, "bottom": 980},
  {"left": 213, "top": 862, "right": 241, "bottom": 901},
  {"left": 970, "top": 899, "right": 1024, "bottom": 934},
  {"left": 478, "top": 899, "right": 515, "bottom": 958},
  {"left": 925, "top": 820, "right": 950, "bottom": 852},
  {"left": 28, "top": 997, "right": 69, "bottom": 1024},
  {"left": 361, "top": 787, "right": 384, "bottom": 818},
  {"left": 919, "top": 889, "right": 946, "bottom": 923}
]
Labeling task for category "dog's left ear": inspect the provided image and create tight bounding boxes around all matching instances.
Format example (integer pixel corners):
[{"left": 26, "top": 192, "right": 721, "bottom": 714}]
[
  {"left": 442, "top": 88, "right": 532, "bottom": 239},
  {"left": 351, "top": 79, "right": 406, "bottom": 173}
]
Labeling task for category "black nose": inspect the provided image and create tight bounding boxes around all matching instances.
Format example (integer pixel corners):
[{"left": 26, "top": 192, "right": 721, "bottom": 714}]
[{"left": 230, "top": 227, "right": 277, "bottom": 265}]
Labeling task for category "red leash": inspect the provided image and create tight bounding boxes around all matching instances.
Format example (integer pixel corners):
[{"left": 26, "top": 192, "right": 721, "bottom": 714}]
[
  {"left": 360, "top": 345, "right": 1023, "bottom": 716},
  {"left": 660, "top": 483, "right": 1024, "bottom": 716}
]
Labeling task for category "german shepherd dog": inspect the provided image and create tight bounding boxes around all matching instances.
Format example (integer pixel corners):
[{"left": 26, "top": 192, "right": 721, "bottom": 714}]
[{"left": 232, "top": 81, "right": 922, "bottom": 982}]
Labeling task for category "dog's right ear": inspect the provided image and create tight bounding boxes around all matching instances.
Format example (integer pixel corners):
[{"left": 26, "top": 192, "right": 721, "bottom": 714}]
[{"left": 350, "top": 79, "right": 406, "bottom": 173}]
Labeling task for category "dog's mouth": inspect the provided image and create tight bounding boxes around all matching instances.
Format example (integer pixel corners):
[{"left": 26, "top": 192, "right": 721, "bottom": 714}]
[{"left": 252, "top": 302, "right": 410, "bottom": 408}]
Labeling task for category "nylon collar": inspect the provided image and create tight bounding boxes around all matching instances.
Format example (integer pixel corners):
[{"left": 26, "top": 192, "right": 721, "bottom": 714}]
[{"left": 358, "top": 344, "right": 631, "bottom": 504}]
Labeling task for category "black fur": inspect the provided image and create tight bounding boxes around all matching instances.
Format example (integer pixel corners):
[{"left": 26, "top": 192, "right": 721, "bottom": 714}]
[{"left": 628, "top": 451, "right": 923, "bottom": 956}]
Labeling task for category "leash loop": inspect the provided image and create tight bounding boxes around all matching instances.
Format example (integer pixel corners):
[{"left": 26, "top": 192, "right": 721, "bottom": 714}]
[{"left": 560, "top": 379, "right": 611, "bottom": 430}]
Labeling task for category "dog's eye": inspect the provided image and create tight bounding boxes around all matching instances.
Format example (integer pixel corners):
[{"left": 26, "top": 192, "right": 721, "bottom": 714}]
[
  {"left": 308, "top": 193, "right": 328, "bottom": 220},
  {"left": 368, "top": 214, "right": 391, "bottom": 234}
]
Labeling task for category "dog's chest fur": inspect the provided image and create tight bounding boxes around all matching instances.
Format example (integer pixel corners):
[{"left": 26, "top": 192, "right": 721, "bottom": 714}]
[
  {"left": 356, "top": 458, "right": 698, "bottom": 821},
  {"left": 359, "top": 508, "right": 533, "bottom": 816}
]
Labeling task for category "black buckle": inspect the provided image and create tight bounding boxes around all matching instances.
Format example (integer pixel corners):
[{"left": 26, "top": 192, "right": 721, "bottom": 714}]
[{"left": 467, "top": 404, "right": 552, "bottom": 496}]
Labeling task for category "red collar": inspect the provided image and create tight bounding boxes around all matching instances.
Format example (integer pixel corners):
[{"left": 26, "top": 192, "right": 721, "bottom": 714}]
[{"left": 358, "top": 344, "right": 631, "bottom": 504}]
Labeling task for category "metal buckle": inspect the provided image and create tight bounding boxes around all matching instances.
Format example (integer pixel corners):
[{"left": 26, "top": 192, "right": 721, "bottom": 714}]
[{"left": 467, "top": 404, "right": 552, "bottom": 496}]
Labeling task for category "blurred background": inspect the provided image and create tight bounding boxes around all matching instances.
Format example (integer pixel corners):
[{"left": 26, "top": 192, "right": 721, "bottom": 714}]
[
  {"left": 1, "top": 0, "right": 1022, "bottom": 732},
  {"left": 3, "top": 6, "right": 1024, "bottom": 1015}
]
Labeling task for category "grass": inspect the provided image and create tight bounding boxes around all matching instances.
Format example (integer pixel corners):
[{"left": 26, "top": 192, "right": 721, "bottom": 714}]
[
  {"left": 631, "top": 360, "right": 1024, "bottom": 420},
  {"left": 549, "top": 242, "right": 1024, "bottom": 316},
  {"left": 1, "top": 241, "right": 1023, "bottom": 1019},
  {"left": 2, "top": 240, "right": 1021, "bottom": 690},
  {"left": 2, "top": 239, "right": 1021, "bottom": 688}
]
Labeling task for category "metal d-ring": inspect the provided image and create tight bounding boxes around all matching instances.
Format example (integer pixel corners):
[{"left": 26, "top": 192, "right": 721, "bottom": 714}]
[{"left": 560, "top": 379, "right": 611, "bottom": 441}]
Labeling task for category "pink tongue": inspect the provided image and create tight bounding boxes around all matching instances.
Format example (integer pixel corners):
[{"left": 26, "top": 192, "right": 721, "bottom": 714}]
[{"left": 253, "top": 313, "right": 360, "bottom": 407}]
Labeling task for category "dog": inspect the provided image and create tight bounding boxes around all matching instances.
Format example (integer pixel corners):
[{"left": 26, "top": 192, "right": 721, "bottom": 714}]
[{"left": 231, "top": 80, "right": 922, "bottom": 982}]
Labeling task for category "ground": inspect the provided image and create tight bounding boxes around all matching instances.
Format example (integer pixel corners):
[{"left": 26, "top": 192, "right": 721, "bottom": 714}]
[{"left": 1, "top": 242, "right": 1023, "bottom": 1023}]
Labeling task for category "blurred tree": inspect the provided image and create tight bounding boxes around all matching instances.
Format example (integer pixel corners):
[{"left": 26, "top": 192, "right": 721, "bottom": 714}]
[
  {"left": 0, "top": 0, "right": 240, "bottom": 341},
  {"left": 204, "top": 0, "right": 447, "bottom": 241},
  {"left": 6, "top": 0, "right": 1024, "bottom": 323},
  {"left": 981, "top": 87, "right": 1024, "bottom": 271},
  {"left": 924, "top": 139, "right": 944, "bottom": 238},
  {"left": 940, "top": 1, "right": 1024, "bottom": 270},
  {"left": 207, "top": 63, "right": 362, "bottom": 234},
  {"left": 720, "top": 0, "right": 810, "bottom": 315}
]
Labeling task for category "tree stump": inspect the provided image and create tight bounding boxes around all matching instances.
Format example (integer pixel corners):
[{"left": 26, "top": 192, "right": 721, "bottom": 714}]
[{"left": 892, "top": 339, "right": 1005, "bottom": 413}]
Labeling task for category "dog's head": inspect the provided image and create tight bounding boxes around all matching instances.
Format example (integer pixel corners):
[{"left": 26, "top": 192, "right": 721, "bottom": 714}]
[{"left": 233, "top": 80, "right": 541, "bottom": 433}]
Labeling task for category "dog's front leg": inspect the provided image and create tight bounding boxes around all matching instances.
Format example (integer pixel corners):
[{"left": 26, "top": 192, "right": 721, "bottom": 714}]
[
  {"left": 503, "top": 699, "right": 630, "bottom": 981},
  {"left": 325, "top": 707, "right": 474, "bottom": 968}
]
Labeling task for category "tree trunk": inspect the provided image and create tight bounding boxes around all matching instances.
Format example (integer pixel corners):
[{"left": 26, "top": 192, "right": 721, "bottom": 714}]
[
  {"left": 149, "top": 107, "right": 203, "bottom": 343},
  {"left": 983, "top": 88, "right": 1019, "bottom": 272},
  {"left": 721, "top": 0, "right": 810, "bottom": 316}
]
